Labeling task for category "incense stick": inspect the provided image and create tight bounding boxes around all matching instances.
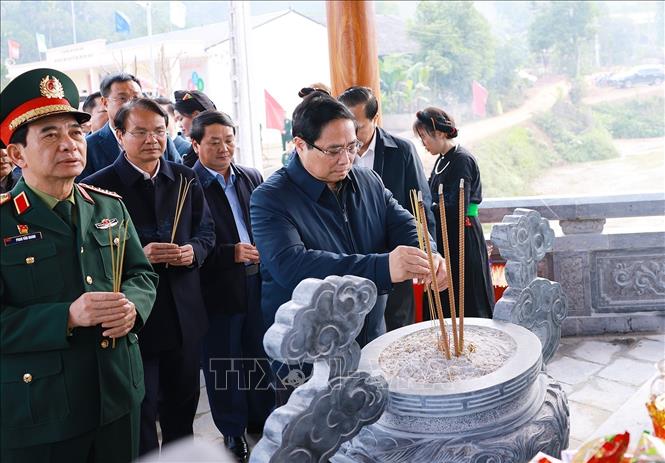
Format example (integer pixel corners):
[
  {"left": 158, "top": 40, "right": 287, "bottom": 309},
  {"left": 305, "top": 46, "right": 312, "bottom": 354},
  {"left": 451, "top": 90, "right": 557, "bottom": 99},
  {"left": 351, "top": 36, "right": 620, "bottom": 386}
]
[
  {"left": 107, "top": 220, "right": 129, "bottom": 348},
  {"left": 438, "top": 184, "right": 460, "bottom": 356},
  {"left": 170, "top": 174, "right": 195, "bottom": 243},
  {"left": 458, "top": 179, "right": 466, "bottom": 353},
  {"left": 410, "top": 190, "right": 438, "bottom": 328},
  {"left": 418, "top": 192, "right": 451, "bottom": 360}
]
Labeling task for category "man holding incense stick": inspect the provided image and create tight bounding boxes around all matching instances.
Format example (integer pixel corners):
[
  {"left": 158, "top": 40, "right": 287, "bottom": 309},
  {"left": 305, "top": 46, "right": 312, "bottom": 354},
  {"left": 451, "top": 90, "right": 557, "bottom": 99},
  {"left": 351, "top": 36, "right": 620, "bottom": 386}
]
[
  {"left": 83, "top": 98, "right": 215, "bottom": 456},
  {"left": 250, "top": 91, "right": 448, "bottom": 405},
  {"left": 0, "top": 68, "right": 158, "bottom": 462},
  {"left": 338, "top": 86, "right": 435, "bottom": 332}
]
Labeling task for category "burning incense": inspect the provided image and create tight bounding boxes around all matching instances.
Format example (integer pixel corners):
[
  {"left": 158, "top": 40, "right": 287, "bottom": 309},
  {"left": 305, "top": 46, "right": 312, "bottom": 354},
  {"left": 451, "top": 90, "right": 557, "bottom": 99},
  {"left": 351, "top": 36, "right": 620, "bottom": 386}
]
[
  {"left": 438, "top": 184, "right": 459, "bottom": 356},
  {"left": 108, "top": 220, "right": 129, "bottom": 348},
  {"left": 417, "top": 192, "right": 451, "bottom": 360},
  {"left": 458, "top": 179, "right": 466, "bottom": 353}
]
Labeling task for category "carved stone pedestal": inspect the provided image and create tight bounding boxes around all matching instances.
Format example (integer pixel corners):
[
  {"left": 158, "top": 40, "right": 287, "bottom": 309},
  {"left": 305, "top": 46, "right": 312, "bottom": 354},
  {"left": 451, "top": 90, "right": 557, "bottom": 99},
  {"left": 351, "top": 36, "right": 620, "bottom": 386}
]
[{"left": 335, "top": 319, "right": 570, "bottom": 463}]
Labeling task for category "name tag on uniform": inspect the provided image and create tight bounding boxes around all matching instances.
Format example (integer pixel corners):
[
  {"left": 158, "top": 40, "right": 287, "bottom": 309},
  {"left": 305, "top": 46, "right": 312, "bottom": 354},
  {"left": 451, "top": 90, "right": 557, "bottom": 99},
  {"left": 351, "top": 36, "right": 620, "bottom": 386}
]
[{"left": 3, "top": 232, "right": 43, "bottom": 246}]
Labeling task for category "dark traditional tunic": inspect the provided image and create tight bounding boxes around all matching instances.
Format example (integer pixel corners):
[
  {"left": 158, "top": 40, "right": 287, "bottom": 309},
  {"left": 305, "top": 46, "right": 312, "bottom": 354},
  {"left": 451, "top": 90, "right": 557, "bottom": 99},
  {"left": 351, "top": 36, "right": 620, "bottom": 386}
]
[{"left": 426, "top": 145, "right": 494, "bottom": 320}]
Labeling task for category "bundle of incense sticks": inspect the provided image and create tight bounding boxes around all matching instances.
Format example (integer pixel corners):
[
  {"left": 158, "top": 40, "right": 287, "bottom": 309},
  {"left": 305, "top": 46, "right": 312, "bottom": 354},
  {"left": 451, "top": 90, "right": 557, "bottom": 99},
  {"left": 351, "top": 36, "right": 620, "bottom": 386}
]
[
  {"left": 171, "top": 174, "right": 195, "bottom": 243},
  {"left": 410, "top": 189, "right": 451, "bottom": 359},
  {"left": 410, "top": 190, "right": 437, "bottom": 327},
  {"left": 108, "top": 220, "right": 129, "bottom": 348},
  {"left": 167, "top": 174, "right": 194, "bottom": 268},
  {"left": 438, "top": 184, "right": 460, "bottom": 356}
]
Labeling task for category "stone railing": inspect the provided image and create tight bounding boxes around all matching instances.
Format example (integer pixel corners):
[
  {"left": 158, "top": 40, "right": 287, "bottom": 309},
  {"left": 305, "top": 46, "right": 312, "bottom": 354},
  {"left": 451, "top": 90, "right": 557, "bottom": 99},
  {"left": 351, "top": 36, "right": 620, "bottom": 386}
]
[{"left": 479, "top": 193, "right": 665, "bottom": 336}]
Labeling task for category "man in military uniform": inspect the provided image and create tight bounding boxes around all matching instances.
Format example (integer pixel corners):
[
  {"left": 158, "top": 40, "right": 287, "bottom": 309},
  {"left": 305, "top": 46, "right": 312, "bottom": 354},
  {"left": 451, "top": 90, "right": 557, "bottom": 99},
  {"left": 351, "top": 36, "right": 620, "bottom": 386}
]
[{"left": 0, "top": 68, "right": 158, "bottom": 463}]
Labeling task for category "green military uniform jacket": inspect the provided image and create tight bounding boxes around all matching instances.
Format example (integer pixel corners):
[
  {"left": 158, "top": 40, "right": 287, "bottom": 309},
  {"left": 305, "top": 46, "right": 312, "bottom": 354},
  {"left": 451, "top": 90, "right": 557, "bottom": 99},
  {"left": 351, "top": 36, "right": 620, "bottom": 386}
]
[{"left": 0, "top": 178, "right": 158, "bottom": 449}]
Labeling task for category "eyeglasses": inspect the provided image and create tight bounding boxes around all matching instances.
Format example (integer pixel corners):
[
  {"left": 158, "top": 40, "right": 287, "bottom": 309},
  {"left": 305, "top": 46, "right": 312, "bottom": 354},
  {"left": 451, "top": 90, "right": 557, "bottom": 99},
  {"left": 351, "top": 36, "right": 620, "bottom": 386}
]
[
  {"left": 110, "top": 95, "right": 141, "bottom": 104},
  {"left": 303, "top": 138, "right": 362, "bottom": 158},
  {"left": 126, "top": 129, "right": 167, "bottom": 140}
]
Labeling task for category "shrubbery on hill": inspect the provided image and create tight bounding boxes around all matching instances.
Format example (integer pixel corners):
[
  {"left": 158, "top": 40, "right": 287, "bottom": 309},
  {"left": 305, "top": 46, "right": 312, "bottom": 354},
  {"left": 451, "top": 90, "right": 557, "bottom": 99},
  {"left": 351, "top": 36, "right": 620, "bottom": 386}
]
[
  {"left": 534, "top": 99, "right": 618, "bottom": 162},
  {"left": 592, "top": 97, "right": 665, "bottom": 138}
]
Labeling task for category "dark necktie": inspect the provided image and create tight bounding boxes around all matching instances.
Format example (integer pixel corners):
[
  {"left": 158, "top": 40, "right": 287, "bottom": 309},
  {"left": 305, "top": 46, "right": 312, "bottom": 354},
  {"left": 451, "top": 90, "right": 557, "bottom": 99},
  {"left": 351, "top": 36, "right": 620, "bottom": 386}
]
[{"left": 54, "top": 200, "right": 75, "bottom": 231}]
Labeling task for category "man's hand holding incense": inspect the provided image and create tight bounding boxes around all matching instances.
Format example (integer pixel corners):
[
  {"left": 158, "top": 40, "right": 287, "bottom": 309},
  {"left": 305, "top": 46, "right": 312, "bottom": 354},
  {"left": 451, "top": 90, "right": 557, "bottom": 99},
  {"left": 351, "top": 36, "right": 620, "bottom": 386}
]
[
  {"left": 389, "top": 245, "right": 431, "bottom": 283},
  {"left": 169, "top": 244, "right": 194, "bottom": 266},
  {"left": 143, "top": 242, "right": 181, "bottom": 264},
  {"left": 100, "top": 299, "right": 137, "bottom": 338},
  {"left": 68, "top": 292, "right": 131, "bottom": 330},
  {"left": 433, "top": 253, "right": 449, "bottom": 291}
]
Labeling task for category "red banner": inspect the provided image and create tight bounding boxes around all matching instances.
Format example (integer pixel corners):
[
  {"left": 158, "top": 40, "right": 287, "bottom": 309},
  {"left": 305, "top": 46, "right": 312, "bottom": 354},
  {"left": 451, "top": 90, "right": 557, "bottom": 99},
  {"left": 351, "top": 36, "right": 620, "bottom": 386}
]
[
  {"left": 471, "top": 80, "right": 488, "bottom": 117},
  {"left": 264, "top": 89, "right": 285, "bottom": 132},
  {"left": 7, "top": 39, "right": 20, "bottom": 60}
]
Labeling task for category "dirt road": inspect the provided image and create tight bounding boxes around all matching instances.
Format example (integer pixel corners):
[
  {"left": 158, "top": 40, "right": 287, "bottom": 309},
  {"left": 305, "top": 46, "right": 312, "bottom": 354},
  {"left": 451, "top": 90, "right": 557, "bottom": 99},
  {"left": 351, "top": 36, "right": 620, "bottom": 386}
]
[{"left": 528, "top": 137, "right": 664, "bottom": 196}]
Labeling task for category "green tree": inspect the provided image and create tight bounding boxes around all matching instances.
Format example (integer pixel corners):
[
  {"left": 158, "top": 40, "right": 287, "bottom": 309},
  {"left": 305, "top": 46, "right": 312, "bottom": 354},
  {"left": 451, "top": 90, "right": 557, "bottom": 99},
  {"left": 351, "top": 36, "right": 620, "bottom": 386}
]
[
  {"left": 409, "top": 1, "right": 494, "bottom": 105},
  {"left": 380, "top": 54, "right": 430, "bottom": 114},
  {"left": 528, "top": 1, "right": 599, "bottom": 77}
]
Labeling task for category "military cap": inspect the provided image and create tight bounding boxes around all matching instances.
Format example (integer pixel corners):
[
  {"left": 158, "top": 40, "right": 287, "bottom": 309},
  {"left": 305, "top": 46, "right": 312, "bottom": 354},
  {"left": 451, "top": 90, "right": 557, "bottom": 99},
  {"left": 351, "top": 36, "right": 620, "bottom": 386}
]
[
  {"left": 174, "top": 90, "right": 216, "bottom": 115},
  {"left": 0, "top": 68, "right": 91, "bottom": 148}
]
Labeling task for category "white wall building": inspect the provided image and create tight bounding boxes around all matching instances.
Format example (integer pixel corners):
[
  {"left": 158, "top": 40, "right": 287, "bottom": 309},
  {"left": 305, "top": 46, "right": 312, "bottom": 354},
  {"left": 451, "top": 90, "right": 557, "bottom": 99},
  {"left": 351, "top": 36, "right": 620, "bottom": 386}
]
[{"left": 7, "top": 9, "right": 330, "bottom": 170}]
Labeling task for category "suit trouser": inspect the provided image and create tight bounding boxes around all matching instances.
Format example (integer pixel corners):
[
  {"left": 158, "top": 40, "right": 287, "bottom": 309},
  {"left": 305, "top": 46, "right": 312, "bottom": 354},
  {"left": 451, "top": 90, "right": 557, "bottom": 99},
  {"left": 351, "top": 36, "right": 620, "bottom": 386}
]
[
  {"left": 2, "top": 407, "right": 140, "bottom": 463},
  {"left": 384, "top": 280, "right": 415, "bottom": 331},
  {"left": 138, "top": 341, "right": 201, "bottom": 456},
  {"left": 201, "top": 273, "right": 274, "bottom": 436},
  {"left": 268, "top": 293, "right": 388, "bottom": 407}
]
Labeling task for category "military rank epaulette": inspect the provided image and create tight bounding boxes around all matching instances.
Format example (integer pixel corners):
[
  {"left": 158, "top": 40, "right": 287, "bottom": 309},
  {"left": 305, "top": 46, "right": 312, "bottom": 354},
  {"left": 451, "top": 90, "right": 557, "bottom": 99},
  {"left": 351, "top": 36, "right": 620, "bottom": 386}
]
[
  {"left": 0, "top": 192, "right": 11, "bottom": 206},
  {"left": 77, "top": 183, "right": 123, "bottom": 200}
]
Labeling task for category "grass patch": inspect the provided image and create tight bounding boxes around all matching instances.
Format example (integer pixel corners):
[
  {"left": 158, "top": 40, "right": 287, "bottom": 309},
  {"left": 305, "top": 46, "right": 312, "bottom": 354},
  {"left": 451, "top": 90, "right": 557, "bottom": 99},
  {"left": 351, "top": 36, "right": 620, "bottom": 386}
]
[
  {"left": 473, "top": 126, "right": 557, "bottom": 197},
  {"left": 592, "top": 96, "right": 665, "bottom": 138},
  {"left": 534, "top": 99, "right": 618, "bottom": 162}
]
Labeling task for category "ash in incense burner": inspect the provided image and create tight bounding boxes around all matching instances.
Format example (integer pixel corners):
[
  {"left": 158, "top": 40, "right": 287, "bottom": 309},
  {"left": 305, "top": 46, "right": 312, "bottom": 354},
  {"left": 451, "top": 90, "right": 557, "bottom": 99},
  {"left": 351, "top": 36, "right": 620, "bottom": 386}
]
[{"left": 379, "top": 325, "right": 516, "bottom": 384}]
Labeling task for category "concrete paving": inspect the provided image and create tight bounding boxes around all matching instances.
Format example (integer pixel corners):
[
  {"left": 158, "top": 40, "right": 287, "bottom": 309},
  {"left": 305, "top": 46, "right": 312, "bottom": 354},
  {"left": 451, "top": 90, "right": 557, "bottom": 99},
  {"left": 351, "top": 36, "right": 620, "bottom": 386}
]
[
  {"left": 548, "top": 331, "right": 665, "bottom": 450},
  {"left": 190, "top": 330, "right": 665, "bottom": 455}
]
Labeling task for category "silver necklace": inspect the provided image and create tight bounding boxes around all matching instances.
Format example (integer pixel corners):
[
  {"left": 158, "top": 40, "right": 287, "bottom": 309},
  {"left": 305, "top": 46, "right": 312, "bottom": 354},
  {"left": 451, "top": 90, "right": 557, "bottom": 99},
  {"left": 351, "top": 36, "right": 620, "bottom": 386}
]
[{"left": 433, "top": 145, "right": 458, "bottom": 175}]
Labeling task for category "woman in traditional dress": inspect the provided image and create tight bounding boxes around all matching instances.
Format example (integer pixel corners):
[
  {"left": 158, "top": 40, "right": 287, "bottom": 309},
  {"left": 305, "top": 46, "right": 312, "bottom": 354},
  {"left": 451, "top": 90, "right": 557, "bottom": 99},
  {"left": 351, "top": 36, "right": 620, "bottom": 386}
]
[{"left": 413, "top": 107, "right": 494, "bottom": 319}]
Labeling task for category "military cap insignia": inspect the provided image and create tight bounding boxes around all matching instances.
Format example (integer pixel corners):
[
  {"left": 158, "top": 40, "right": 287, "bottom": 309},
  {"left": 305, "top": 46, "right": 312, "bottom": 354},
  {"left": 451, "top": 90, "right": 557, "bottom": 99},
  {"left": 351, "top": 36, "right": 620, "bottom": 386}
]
[
  {"left": 182, "top": 93, "right": 193, "bottom": 100},
  {"left": 17, "top": 224, "right": 29, "bottom": 235},
  {"left": 0, "top": 192, "right": 10, "bottom": 205},
  {"left": 13, "top": 191, "right": 31, "bottom": 215},
  {"left": 39, "top": 75, "right": 65, "bottom": 99},
  {"left": 95, "top": 218, "right": 119, "bottom": 230},
  {"left": 78, "top": 183, "right": 123, "bottom": 199}
]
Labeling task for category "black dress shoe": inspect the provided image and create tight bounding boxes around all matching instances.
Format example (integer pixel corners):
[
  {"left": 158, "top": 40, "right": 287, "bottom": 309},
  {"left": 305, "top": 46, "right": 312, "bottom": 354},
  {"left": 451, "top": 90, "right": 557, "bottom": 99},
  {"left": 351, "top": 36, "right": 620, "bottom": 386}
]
[{"left": 224, "top": 435, "right": 249, "bottom": 462}]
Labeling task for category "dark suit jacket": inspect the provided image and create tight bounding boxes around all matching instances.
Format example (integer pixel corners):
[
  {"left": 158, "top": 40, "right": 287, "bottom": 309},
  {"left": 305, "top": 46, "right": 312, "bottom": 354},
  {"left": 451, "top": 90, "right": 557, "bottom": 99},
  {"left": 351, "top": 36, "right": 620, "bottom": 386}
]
[
  {"left": 193, "top": 161, "right": 263, "bottom": 315},
  {"left": 0, "top": 167, "right": 21, "bottom": 193},
  {"left": 83, "top": 156, "right": 215, "bottom": 353},
  {"left": 80, "top": 122, "right": 182, "bottom": 180},
  {"left": 373, "top": 127, "right": 436, "bottom": 232}
]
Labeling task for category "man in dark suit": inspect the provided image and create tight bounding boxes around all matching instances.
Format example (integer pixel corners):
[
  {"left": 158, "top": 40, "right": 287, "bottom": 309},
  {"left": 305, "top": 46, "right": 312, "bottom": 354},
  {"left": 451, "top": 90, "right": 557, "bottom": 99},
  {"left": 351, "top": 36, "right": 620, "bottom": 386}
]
[
  {"left": 79, "top": 73, "right": 181, "bottom": 179},
  {"left": 338, "top": 86, "right": 435, "bottom": 331},
  {"left": 191, "top": 110, "right": 273, "bottom": 462},
  {"left": 83, "top": 98, "right": 215, "bottom": 455}
]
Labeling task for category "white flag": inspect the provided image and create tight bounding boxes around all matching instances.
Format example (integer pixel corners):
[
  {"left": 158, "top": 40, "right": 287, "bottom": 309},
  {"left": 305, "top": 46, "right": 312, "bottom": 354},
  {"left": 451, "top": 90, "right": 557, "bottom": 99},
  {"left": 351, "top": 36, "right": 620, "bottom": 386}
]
[
  {"left": 169, "top": 1, "right": 186, "bottom": 28},
  {"left": 35, "top": 32, "right": 47, "bottom": 54}
]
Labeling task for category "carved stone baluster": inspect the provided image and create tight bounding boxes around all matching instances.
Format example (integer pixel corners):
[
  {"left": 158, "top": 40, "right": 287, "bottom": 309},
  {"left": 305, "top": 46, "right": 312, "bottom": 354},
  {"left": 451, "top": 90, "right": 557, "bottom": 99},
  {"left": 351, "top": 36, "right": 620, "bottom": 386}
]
[
  {"left": 491, "top": 208, "right": 568, "bottom": 364},
  {"left": 251, "top": 275, "right": 389, "bottom": 463}
]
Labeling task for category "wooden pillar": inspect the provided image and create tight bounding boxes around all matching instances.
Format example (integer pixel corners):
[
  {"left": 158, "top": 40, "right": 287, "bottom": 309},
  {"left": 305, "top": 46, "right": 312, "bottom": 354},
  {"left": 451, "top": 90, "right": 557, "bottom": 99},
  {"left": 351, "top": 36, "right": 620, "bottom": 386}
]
[{"left": 326, "top": 0, "right": 381, "bottom": 122}]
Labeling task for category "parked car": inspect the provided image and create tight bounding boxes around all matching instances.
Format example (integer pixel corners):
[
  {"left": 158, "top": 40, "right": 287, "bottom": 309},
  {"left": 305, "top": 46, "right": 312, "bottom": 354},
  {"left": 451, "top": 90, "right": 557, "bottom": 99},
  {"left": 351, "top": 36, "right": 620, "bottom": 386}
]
[{"left": 608, "top": 65, "right": 665, "bottom": 88}]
